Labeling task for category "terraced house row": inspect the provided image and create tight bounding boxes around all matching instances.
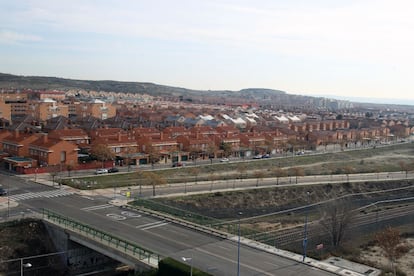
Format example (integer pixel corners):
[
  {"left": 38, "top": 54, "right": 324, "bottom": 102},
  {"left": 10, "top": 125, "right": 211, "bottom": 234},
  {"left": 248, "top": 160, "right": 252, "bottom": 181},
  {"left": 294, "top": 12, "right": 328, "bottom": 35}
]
[
  {"left": 0, "top": 90, "right": 411, "bottom": 173},
  {"left": 0, "top": 118, "right": 399, "bottom": 174}
]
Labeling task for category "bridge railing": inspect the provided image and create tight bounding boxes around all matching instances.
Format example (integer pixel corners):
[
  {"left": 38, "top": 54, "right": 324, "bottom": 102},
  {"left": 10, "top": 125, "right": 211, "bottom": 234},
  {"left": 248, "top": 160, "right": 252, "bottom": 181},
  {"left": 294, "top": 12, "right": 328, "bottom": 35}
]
[
  {"left": 42, "top": 208, "right": 162, "bottom": 267},
  {"left": 128, "top": 200, "right": 229, "bottom": 238}
]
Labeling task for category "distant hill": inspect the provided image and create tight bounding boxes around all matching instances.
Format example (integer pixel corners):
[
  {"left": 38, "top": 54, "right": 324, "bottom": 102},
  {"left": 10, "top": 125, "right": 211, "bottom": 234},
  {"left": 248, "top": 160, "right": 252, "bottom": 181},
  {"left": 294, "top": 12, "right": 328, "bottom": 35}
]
[
  {"left": 2, "top": 72, "right": 412, "bottom": 111},
  {"left": 0, "top": 73, "right": 285, "bottom": 96},
  {"left": 0, "top": 72, "right": 193, "bottom": 96}
]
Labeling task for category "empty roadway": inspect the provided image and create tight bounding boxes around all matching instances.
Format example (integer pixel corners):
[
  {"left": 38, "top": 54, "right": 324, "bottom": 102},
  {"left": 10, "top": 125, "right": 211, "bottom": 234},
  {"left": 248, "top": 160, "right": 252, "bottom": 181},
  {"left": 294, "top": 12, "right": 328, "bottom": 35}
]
[{"left": 3, "top": 173, "right": 336, "bottom": 275}]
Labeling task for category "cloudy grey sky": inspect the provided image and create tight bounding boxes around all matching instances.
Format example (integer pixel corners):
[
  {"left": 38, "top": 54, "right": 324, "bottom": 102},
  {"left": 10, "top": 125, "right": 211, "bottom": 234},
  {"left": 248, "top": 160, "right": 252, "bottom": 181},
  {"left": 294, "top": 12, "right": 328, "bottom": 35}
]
[{"left": 1, "top": 0, "right": 413, "bottom": 104}]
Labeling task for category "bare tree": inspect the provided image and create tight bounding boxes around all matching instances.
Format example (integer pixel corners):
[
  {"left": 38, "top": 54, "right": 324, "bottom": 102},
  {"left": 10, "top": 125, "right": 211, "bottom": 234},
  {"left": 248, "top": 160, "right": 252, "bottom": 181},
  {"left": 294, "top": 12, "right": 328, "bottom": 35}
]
[
  {"left": 49, "top": 165, "right": 60, "bottom": 186},
  {"left": 144, "top": 143, "right": 161, "bottom": 167},
  {"left": 123, "top": 146, "right": 137, "bottom": 171},
  {"left": 237, "top": 163, "right": 247, "bottom": 182},
  {"left": 66, "top": 163, "right": 77, "bottom": 177},
  {"left": 189, "top": 167, "right": 200, "bottom": 184},
  {"left": 253, "top": 170, "right": 265, "bottom": 187},
  {"left": 375, "top": 227, "right": 402, "bottom": 276},
  {"left": 188, "top": 146, "right": 200, "bottom": 164},
  {"left": 398, "top": 161, "right": 409, "bottom": 179},
  {"left": 220, "top": 142, "right": 233, "bottom": 158},
  {"left": 272, "top": 167, "right": 287, "bottom": 185},
  {"left": 289, "top": 167, "right": 305, "bottom": 184},
  {"left": 373, "top": 166, "right": 381, "bottom": 180},
  {"left": 141, "top": 171, "right": 166, "bottom": 197},
  {"left": 319, "top": 199, "right": 355, "bottom": 248},
  {"left": 339, "top": 140, "right": 346, "bottom": 151},
  {"left": 90, "top": 144, "right": 115, "bottom": 168},
  {"left": 343, "top": 165, "right": 354, "bottom": 182},
  {"left": 206, "top": 142, "right": 217, "bottom": 163},
  {"left": 209, "top": 172, "right": 217, "bottom": 191}
]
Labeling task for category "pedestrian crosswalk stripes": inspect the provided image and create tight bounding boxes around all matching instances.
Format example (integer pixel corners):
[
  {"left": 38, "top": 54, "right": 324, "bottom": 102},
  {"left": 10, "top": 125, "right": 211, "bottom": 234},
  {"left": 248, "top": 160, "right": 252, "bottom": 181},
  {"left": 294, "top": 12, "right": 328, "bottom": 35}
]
[{"left": 9, "top": 189, "right": 74, "bottom": 201}]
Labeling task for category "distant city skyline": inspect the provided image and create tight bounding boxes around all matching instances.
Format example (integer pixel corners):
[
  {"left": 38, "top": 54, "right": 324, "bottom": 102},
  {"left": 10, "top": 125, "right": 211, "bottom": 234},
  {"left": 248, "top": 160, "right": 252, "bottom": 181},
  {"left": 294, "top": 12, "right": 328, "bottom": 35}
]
[{"left": 1, "top": 1, "right": 414, "bottom": 105}]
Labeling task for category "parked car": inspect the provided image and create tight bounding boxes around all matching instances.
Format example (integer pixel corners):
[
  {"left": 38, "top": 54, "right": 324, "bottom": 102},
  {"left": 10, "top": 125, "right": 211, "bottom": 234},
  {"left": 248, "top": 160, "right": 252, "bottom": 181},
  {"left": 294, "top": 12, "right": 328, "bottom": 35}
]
[
  {"left": 0, "top": 187, "right": 7, "bottom": 196},
  {"left": 261, "top": 154, "right": 270, "bottom": 158},
  {"left": 220, "top": 158, "right": 229, "bottom": 162},
  {"left": 108, "top": 167, "right": 119, "bottom": 173},
  {"left": 95, "top": 168, "right": 108, "bottom": 174},
  {"left": 172, "top": 162, "right": 184, "bottom": 167},
  {"left": 253, "top": 155, "right": 263, "bottom": 159}
]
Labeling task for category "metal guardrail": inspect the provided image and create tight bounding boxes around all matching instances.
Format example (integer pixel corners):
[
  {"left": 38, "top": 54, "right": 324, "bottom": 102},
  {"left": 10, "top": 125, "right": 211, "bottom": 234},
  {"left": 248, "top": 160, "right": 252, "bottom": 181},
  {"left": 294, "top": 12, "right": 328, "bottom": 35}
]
[
  {"left": 41, "top": 208, "right": 162, "bottom": 266},
  {"left": 122, "top": 203, "right": 230, "bottom": 239}
]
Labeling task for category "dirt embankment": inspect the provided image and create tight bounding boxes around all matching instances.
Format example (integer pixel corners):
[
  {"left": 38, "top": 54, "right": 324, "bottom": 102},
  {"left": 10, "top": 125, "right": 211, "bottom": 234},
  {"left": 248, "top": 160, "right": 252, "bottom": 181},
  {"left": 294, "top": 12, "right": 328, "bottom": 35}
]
[
  {"left": 158, "top": 180, "right": 414, "bottom": 219},
  {"left": 0, "top": 219, "right": 64, "bottom": 274}
]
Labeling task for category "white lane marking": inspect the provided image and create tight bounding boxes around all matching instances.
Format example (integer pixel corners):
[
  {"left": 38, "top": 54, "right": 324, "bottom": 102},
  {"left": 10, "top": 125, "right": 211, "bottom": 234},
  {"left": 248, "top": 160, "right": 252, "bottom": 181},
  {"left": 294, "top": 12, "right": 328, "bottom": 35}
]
[
  {"left": 141, "top": 222, "right": 169, "bottom": 231},
  {"left": 106, "top": 213, "right": 127, "bottom": 220},
  {"left": 217, "top": 245, "right": 231, "bottom": 251},
  {"left": 121, "top": 211, "right": 142, "bottom": 218},
  {"left": 81, "top": 196, "right": 94, "bottom": 200},
  {"left": 136, "top": 221, "right": 164, "bottom": 229},
  {"left": 81, "top": 204, "right": 112, "bottom": 211}
]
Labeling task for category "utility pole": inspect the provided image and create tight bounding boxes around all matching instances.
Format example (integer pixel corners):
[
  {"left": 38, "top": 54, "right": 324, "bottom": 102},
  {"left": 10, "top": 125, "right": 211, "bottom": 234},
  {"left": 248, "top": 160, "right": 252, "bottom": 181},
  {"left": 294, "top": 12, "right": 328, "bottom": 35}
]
[
  {"left": 302, "top": 191, "right": 310, "bottom": 262},
  {"left": 237, "top": 211, "right": 243, "bottom": 276}
]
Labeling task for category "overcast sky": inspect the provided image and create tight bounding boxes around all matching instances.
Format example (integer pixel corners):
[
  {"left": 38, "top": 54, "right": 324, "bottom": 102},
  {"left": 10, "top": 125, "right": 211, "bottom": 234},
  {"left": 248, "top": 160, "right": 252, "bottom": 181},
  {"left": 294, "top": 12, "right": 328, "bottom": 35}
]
[{"left": 1, "top": 0, "right": 414, "bottom": 104}]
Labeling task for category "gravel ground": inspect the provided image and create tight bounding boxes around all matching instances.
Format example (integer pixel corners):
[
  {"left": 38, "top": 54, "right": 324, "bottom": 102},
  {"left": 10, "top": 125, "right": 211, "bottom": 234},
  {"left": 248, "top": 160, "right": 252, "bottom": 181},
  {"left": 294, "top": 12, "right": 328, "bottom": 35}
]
[{"left": 360, "top": 238, "right": 414, "bottom": 276}]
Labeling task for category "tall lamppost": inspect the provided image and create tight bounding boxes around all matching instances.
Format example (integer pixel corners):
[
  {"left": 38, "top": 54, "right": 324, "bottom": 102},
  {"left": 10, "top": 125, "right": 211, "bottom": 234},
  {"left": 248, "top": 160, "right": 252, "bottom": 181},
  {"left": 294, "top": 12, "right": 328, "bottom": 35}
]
[
  {"left": 34, "top": 168, "right": 38, "bottom": 182},
  {"left": 7, "top": 181, "right": 10, "bottom": 218},
  {"left": 181, "top": 256, "right": 193, "bottom": 276},
  {"left": 302, "top": 191, "right": 310, "bottom": 262},
  {"left": 0, "top": 251, "right": 66, "bottom": 276},
  {"left": 237, "top": 211, "right": 243, "bottom": 276},
  {"left": 20, "top": 258, "right": 32, "bottom": 276}
]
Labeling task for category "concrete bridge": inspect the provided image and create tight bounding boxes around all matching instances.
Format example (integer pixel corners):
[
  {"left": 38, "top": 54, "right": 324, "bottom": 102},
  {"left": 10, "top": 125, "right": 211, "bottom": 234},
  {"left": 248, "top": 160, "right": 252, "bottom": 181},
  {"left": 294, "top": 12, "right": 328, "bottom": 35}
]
[{"left": 42, "top": 208, "right": 161, "bottom": 273}]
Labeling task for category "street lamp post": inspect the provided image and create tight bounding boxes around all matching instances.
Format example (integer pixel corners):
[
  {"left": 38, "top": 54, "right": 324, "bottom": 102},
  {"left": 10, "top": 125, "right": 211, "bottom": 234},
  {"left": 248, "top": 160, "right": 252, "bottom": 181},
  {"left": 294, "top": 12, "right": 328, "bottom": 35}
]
[
  {"left": 181, "top": 256, "right": 193, "bottom": 276},
  {"left": 20, "top": 258, "right": 32, "bottom": 276},
  {"left": 237, "top": 211, "right": 243, "bottom": 276},
  {"left": 302, "top": 191, "right": 310, "bottom": 262},
  {"left": 7, "top": 181, "right": 10, "bottom": 218},
  {"left": 0, "top": 251, "right": 66, "bottom": 276}
]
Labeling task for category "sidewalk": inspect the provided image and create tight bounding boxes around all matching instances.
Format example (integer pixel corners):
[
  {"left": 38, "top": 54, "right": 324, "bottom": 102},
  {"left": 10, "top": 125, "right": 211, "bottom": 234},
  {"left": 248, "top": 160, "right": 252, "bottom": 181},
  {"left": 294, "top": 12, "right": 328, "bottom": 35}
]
[
  {"left": 228, "top": 235, "right": 381, "bottom": 276},
  {"left": 0, "top": 196, "right": 18, "bottom": 212},
  {"left": 19, "top": 172, "right": 130, "bottom": 205},
  {"left": 0, "top": 173, "right": 130, "bottom": 212}
]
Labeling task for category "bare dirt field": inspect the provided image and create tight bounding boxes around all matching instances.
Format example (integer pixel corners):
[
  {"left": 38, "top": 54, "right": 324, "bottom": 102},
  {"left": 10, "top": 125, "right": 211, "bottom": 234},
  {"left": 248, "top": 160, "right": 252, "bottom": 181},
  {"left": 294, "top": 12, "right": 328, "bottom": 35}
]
[{"left": 360, "top": 238, "right": 414, "bottom": 276}]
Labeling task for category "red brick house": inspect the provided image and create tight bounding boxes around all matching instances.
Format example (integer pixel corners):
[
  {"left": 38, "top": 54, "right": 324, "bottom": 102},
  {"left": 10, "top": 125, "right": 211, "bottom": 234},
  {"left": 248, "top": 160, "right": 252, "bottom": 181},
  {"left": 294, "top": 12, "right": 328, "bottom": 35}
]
[
  {"left": 48, "top": 128, "right": 90, "bottom": 146},
  {"left": 29, "top": 134, "right": 79, "bottom": 167},
  {"left": 176, "top": 133, "right": 212, "bottom": 160},
  {"left": 1, "top": 131, "right": 40, "bottom": 157}
]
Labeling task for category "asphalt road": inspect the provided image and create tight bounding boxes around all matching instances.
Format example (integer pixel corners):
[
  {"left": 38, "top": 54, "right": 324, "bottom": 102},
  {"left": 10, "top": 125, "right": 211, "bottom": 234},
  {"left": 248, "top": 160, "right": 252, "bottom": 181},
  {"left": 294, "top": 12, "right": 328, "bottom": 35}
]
[{"left": 2, "top": 174, "right": 335, "bottom": 276}]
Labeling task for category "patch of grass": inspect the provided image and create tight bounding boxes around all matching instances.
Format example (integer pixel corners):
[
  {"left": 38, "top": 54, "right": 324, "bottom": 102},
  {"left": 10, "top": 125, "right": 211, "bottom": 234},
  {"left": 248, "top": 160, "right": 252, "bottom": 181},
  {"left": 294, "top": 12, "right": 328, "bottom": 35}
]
[{"left": 62, "top": 143, "right": 414, "bottom": 189}]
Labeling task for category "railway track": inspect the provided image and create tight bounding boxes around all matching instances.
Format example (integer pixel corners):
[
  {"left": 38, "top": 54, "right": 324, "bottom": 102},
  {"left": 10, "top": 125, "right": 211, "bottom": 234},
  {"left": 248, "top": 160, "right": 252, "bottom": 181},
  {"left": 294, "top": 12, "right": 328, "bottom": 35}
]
[{"left": 246, "top": 204, "right": 414, "bottom": 247}]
